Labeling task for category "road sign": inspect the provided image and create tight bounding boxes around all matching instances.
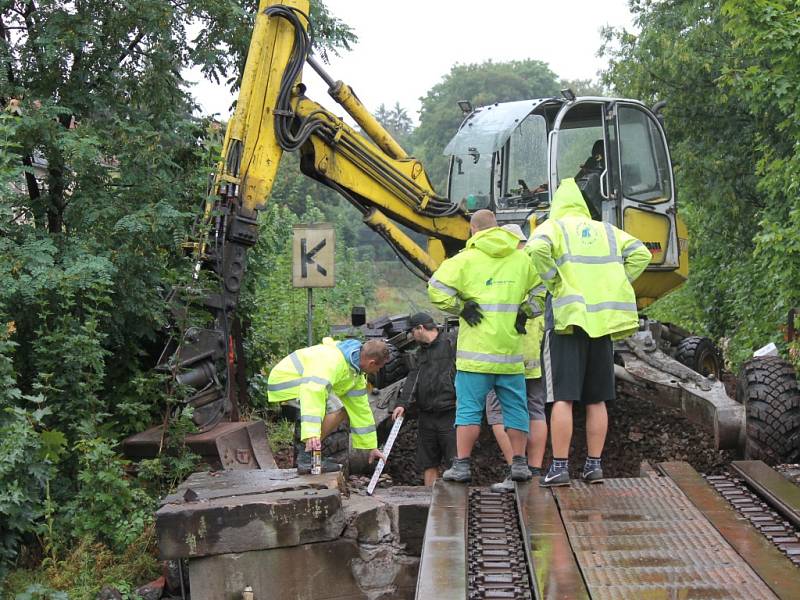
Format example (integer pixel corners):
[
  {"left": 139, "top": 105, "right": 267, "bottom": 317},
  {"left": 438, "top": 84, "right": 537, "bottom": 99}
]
[{"left": 292, "top": 223, "right": 335, "bottom": 288}]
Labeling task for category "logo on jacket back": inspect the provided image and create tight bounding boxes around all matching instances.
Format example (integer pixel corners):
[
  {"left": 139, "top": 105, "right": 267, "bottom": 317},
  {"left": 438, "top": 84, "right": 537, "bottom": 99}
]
[
  {"left": 485, "top": 278, "right": 515, "bottom": 286},
  {"left": 573, "top": 222, "right": 600, "bottom": 246}
]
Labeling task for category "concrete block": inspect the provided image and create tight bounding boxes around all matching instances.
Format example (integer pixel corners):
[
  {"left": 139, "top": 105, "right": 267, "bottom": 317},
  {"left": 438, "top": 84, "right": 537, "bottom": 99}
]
[
  {"left": 157, "top": 486, "right": 345, "bottom": 559},
  {"left": 342, "top": 494, "right": 393, "bottom": 544},
  {"left": 374, "top": 486, "right": 431, "bottom": 556},
  {"left": 189, "top": 539, "right": 418, "bottom": 600}
]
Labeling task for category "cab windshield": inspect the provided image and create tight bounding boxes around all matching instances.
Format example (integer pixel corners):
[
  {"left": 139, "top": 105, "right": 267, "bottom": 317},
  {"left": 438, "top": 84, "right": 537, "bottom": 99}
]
[{"left": 501, "top": 114, "right": 548, "bottom": 208}]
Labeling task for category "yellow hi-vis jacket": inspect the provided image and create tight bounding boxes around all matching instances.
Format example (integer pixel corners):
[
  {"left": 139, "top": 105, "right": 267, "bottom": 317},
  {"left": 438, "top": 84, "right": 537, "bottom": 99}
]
[
  {"left": 266, "top": 338, "right": 377, "bottom": 449},
  {"left": 428, "top": 227, "right": 539, "bottom": 374},
  {"left": 526, "top": 178, "right": 652, "bottom": 340},
  {"left": 523, "top": 283, "right": 547, "bottom": 378}
]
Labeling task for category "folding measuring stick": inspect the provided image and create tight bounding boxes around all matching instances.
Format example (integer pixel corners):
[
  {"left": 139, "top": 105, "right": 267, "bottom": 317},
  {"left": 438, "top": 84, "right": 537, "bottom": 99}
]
[{"left": 367, "top": 415, "right": 404, "bottom": 495}]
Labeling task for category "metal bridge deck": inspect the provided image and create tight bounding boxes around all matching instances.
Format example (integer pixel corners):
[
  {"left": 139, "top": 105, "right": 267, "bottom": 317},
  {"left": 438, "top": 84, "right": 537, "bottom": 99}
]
[{"left": 417, "top": 462, "right": 800, "bottom": 599}]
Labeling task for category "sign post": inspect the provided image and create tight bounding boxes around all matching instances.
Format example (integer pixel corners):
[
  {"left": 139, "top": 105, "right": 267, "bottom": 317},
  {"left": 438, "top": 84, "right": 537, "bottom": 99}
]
[{"left": 292, "top": 224, "right": 335, "bottom": 346}]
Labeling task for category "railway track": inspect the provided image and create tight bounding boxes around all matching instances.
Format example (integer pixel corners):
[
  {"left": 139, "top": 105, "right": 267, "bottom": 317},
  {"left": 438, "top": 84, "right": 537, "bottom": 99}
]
[
  {"left": 419, "top": 461, "right": 800, "bottom": 600},
  {"left": 705, "top": 472, "right": 800, "bottom": 566},
  {"left": 466, "top": 488, "right": 533, "bottom": 599}
]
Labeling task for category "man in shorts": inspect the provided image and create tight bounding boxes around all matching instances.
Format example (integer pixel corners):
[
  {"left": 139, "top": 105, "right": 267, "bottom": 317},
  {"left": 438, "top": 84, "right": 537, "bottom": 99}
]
[
  {"left": 527, "top": 179, "right": 651, "bottom": 486},
  {"left": 486, "top": 224, "right": 548, "bottom": 492},
  {"left": 428, "top": 210, "right": 539, "bottom": 486},
  {"left": 392, "top": 312, "right": 457, "bottom": 485}
]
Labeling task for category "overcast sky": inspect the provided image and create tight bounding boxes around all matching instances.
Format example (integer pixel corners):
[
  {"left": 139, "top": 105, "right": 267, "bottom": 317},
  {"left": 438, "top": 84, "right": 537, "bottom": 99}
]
[{"left": 187, "top": 0, "right": 635, "bottom": 122}]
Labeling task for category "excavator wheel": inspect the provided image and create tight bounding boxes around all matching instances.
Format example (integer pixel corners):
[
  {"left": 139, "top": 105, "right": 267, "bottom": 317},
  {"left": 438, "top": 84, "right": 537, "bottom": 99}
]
[
  {"left": 736, "top": 356, "right": 800, "bottom": 464},
  {"left": 372, "top": 344, "right": 410, "bottom": 389},
  {"left": 675, "top": 335, "right": 722, "bottom": 379}
]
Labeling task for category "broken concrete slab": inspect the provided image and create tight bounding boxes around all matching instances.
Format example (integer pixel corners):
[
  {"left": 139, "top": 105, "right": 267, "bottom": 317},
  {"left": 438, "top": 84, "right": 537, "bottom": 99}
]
[
  {"left": 189, "top": 538, "right": 418, "bottom": 600},
  {"left": 373, "top": 486, "right": 431, "bottom": 556},
  {"left": 343, "top": 493, "right": 393, "bottom": 544},
  {"left": 156, "top": 470, "right": 346, "bottom": 559}
]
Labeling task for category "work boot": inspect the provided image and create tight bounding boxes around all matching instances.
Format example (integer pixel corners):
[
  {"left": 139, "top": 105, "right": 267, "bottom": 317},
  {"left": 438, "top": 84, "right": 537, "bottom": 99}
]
[
  {"left": 510, "top": 455, "right": 532, "bottom": 482},
  {"left": 296, "top": 448, "right": 341, "bottom": 475},
  {"left": 582, "top": 462, "right": 604, "bottom": 484},
  {"left": 540, "top": 464, "right": 570, "bottom": 487},
  {"left": 489, "top": 476, "right": 515, "bottom": 493},
  {"left": 442, "top": 457, "right": 472, "bottom": 483}
]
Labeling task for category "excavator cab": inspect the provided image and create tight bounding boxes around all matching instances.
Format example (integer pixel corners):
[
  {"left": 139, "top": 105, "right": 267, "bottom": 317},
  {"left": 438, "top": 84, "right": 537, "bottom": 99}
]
[{"left": 444, "top": 95, "right": 688, "bottom": 307}]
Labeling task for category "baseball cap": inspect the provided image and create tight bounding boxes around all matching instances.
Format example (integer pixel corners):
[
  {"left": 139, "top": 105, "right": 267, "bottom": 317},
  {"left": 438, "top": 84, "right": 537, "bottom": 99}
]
[
  {"left": 409, "top": 312, "right": 435, "bottom": 328},
  {"left": 501, "top": 223, "right": 527, "bottom": 241}
]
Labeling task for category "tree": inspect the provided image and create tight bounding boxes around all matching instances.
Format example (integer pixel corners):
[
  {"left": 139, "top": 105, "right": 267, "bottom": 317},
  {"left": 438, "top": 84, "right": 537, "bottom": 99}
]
[
  {"left": 601, "top": 0, "right": 800, "bottom": 366},
  {"left": 412, "top": 60, "right": 561, "bottom": 191},
  {"left": 0, "top": 0, "right": 358, "bottom": 583}
]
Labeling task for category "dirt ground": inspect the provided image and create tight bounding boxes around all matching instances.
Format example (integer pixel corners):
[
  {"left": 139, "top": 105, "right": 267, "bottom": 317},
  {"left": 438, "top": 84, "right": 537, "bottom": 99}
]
[
  {"left": 273, "top": 380, "right": 737, "bottom": 488},
  {"left": 379, "top": 383, "right": 736, "bottom": 487}
]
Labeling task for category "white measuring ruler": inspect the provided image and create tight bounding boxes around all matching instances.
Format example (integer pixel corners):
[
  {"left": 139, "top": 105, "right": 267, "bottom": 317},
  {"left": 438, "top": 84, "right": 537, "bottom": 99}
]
[{"left": 367, "top": 415, "right": 404, "bottom": 495}]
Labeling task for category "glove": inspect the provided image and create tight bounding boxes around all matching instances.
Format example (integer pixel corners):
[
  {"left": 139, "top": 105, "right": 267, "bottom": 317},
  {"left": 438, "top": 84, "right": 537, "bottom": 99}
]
[
  {"left": 460, "top": 300, "right": 483, "bottom": 327},
  {"left": 514, "top": 308, "right": 529, "bottom": 334}
]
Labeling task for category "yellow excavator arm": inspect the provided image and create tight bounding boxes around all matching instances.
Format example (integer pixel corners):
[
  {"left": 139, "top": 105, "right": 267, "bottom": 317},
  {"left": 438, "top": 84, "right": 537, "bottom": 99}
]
[{"left": 211, "top": 0, "right": 468, "bottom": 278}]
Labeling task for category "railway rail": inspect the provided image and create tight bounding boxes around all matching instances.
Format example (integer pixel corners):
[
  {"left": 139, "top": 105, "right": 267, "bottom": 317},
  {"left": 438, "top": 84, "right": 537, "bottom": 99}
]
[{"left": 417, "top": 460, "right": 800, "bottom": 600}]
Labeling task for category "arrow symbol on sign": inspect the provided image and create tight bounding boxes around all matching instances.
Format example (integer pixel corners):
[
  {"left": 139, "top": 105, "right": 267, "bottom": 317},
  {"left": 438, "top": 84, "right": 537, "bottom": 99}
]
[{"left": 301, "top": 238, "right": 327, "bottom": 278}]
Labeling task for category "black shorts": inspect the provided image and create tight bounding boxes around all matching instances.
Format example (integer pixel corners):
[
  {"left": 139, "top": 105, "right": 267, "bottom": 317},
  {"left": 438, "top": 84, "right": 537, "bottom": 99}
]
[
  {"left": 542, "top": 328, "right": 615, "bottom": 404},
  {"left": 417, "top": 409, "right": 457, "bottom": 470}
]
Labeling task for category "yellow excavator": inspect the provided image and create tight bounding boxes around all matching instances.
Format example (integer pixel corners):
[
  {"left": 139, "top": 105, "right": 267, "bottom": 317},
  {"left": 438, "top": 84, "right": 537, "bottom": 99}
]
[{"left": 124, "top": 0, "right": 778, "bottom": 467}]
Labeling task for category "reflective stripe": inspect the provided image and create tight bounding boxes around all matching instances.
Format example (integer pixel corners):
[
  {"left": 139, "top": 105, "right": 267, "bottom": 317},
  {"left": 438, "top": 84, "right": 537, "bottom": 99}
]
[
  {"left": 556, "top": 220, "right": 572, "bottom": 255},
  {"left": 300, "top": 415, "right": 322, "bottom": 423},
  {"left": 479, "top": 303, "right": 520, "bottom": 312},
  {"left": 556, "top": 254, "right": 622, "bottom": 266},
  {"left": 586, "top": 301, "right": 638, "bottom": 312},
  {"left": 552, "top": 295, "right": 637, "bottom": 313},
  {"left": 527, "top": 297, "right": 543, "bottom": 317},
  {"left": 429, "top": 276, "right": 457, "bottom": 297},
  {"left": 622, "top": 240, "right": 645, "bottom": 258},
  {"left": 531, "top": 284, "right": 547, "bottom": 296},
  {"left": 457, "top": 350, "right": 523, "bottom": 364},
  {"left": 541, "top": 267, "right": 558, "bottom": 281},
  {"left": 289, "top": 352, "right": 303, "bottom": 375},
  {"left": 543, "top": 330, "right": 554, "bottom": 403},
  {"left": 532, "top": 233, "right": 553, "bottom": 247},
  {"left": 267, "top": 376, "right": 331, "bottom": 391},
  {"left": 604, "top": 222, "right": 618, "bottom": 257},
  {"left": 351, "top": 424, "right": 376, "bottom": 435},
  {"left": 553, "top": 294, "right": 586, "bottom": 309},
  {"left": 346, "top": 388, "right": 367, "bottom": 397}
]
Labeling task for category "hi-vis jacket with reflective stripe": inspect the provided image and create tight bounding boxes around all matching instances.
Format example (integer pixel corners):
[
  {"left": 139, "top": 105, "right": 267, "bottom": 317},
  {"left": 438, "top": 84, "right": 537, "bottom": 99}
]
[
  {"left": 526, "top": 178, "right": 651, "bottom": 340},
  {"left": 520, "top": 281, "right": 547, "bottom": 378},
  {"left": 428, "top": 227, "right": 539, "bottom": 374},
  {"left": 266, "top": 338, "right": 377, "bottom": 449}
]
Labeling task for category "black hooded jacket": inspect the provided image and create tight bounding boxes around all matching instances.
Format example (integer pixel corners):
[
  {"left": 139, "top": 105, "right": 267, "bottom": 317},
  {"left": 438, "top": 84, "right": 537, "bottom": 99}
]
[{"left": 396, "top": 329, "right": 457, "bottom": 413}]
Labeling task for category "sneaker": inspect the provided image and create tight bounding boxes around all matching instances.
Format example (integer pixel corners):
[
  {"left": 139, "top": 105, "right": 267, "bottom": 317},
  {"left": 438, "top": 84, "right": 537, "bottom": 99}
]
[
  {"left": 296, "top": 448, "right": 341, "bottom": 475},
  {"left": 489, "top": 476, "right": 515, "bottom": 493},
  {"left": 582, "top": 465, "right": 604, "bottom": 484},
  {"left": 510, "top": 455, "right": 532, "bottom": 482},
  {"left": 540, "top": 466, "right": 570, "bottom": 487},
  {"left": 442, "top": 457, "right": 472, "bottom": 483},
  {"left": 528, "top": 466, "right": 542, "bottom": 477}
]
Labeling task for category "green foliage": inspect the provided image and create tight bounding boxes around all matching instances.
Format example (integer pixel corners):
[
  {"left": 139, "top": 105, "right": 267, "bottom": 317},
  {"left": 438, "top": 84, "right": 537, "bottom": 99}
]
[
  {"left": 0, "top": 336, "right": 54, "bottom": 581},
  {"left": 0, "top": 0, "right": 359, "bottom": 585},
  {"left": 13, "top": 584, "right": 68, "bottom": 600},
  {"left": 62, "top": 437, "right": 154, "bottom": 553},
  {"left": 413, "top": 60, "right": 561, "bottom": 190},
  {"left": 263, "top": 418, "right": 296, "bottom": 454},
  {"left": 601, "top": 0, "right": 800, "bottom": 367}
]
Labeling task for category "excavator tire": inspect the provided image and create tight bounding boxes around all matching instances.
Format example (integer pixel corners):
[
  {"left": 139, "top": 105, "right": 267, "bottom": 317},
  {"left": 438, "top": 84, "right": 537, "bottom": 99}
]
[
  {"left": 736, "top": 356, "right": 800, "bottom": 464},
  {"left": 675, "top": 335, "right": 722, "bottom": 378},
  {"left": 373, "top": 344, "right": 409, "bottom": 389}
]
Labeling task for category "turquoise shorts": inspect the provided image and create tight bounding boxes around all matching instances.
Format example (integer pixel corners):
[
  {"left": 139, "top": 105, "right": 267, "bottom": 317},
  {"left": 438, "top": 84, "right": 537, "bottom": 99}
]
[{"left": 454, "top": 371, "right": 529, "bottom": 432}]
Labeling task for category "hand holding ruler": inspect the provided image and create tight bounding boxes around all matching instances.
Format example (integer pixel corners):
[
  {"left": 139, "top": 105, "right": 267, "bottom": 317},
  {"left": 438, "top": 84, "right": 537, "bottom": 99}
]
[{"left": 367, "top": 415, "right": 404, "bottom": 495}]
